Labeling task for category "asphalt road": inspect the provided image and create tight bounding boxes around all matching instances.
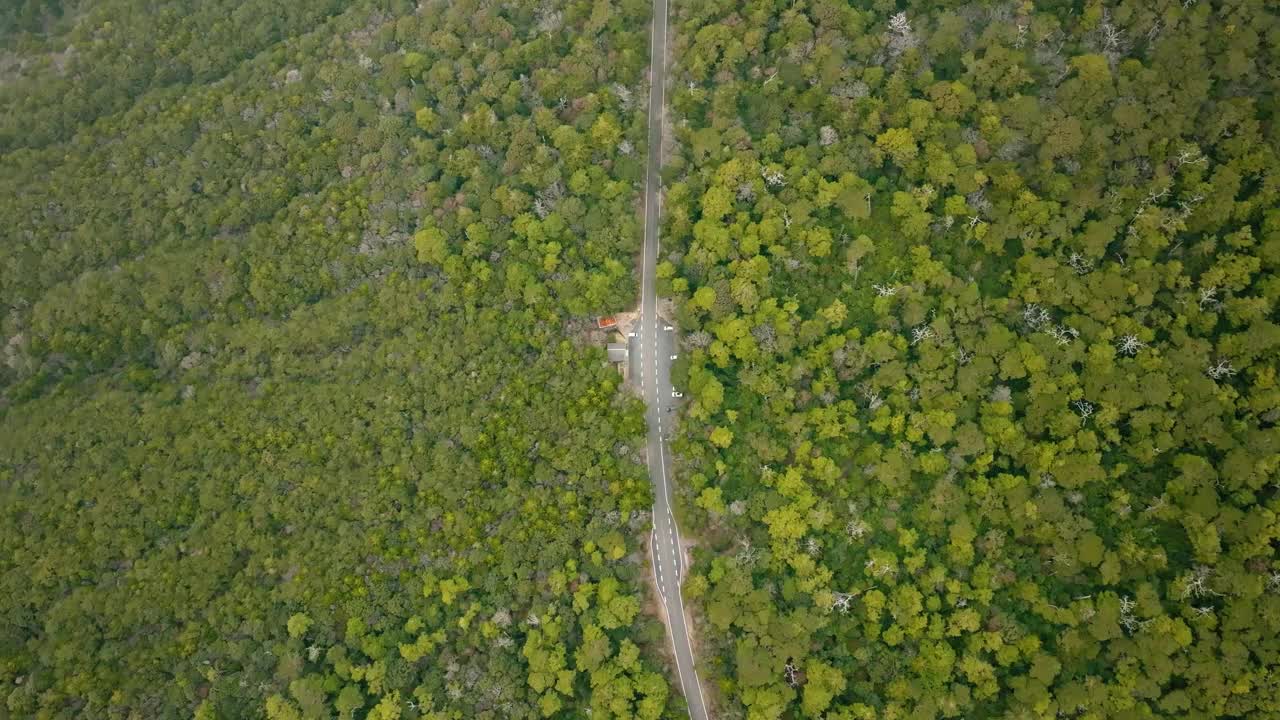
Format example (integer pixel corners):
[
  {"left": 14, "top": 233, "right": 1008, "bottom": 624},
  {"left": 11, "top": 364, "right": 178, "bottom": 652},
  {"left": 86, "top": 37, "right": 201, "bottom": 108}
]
[{"left": 637, "top": 0, "right": 710, "bottom": 716}]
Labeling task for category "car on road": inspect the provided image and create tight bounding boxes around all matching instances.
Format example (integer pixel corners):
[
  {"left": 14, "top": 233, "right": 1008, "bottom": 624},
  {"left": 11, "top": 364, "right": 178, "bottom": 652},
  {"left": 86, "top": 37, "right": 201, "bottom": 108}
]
[
  {"left": 663, "top": 325, "right": 674, "bottom": 331},
  {"left": 672, "top": 390, "right": 682, "bottom": 398}
]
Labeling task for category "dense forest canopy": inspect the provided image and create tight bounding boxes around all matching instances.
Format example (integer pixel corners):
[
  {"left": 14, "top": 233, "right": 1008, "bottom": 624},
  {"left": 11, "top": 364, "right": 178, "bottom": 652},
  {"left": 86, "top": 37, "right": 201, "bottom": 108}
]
[
  {"left": 2, "top": 0, "right": 676, "bottom": 718},
  {"left": 661, "top": 0, "right": 1280, "bottom": 718},
  {"left": 4, "top": 0, "right": 1280, "bottom": 719}
]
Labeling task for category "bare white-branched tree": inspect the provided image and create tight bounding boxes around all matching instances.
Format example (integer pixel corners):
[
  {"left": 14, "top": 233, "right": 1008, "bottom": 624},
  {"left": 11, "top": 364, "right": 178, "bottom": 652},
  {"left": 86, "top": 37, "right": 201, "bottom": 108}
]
[
  {"left": 885, "top": 12, "right": 918, "bottom": 58},
  {"left": 1119, "top": 596, "right": 1144, "bottom": 634},
  {"left": 783, "top": 661, "right": 800, "bottom": 687},
  {"left": 911, "top": 325, "right": 934, "bottom": 346},
  {"left": 1099, "top": 10, "right": 1127, "bottom": 63},
  {"left": 803, "top": 537, "right": 822, "bottom": 557},
  {"left": 1176, "top": 146, "right": 1208, "bottom": 167},
  {"left": 859, "top": 384, "right": 883, "bottom": 411},
  {"left": 846, "top": 518, "right": 870, "bottom": 539},
  {"left": 865, "top": 557, "right": 895, "bottom": 578},
  {"left": 1073, "top": 400, "right": 1095, "bottom": 425},
  {"left": 1146, "top": 19, "right": 1163, "bottom": 43},
  {"left": 1116, "top": 335, "right": 1146, "bottom": 356},
  {"left": 889, "top": 12, "right": 912, "bottom": 36},
  {"left": 1175, "top": 194, "right": 1205, "bottom": 226},
  {"left": 1206, "top": 360, "right": 1237, "bottom": 381},
  {"left": 1045, "top": 324, "right": 1079, "bottom": 346},
  {"left": 612, "top": 83, "right": 633, "bottom": 109},
  {"left": 761, "top": 167, "right": 787, "bottom": 188},
  {"left": 735, "top": 539, "right": 760, "bottom": 567},
  {"left": 1180, "top": 566, "right": 1222, "bottom": 600},
  {"left": 954, "top": 346, "right": 974, "bottom": 366},
  {"left": 1135, "top": 187, "right": 1170, "bottom": 219},
  {"left": 873, "top": 283, "right": 898, "bottom": 297},
  {"left": 534, "top": 180, "right": 564, "bottom": 219},
  {"left": 685, "top": 330, "right": 712, "bottom": 349},
  {"left": 1023, "top": 303, "right": 1051, "bottom": 330},
  {"left": 819, "top": 125, "right": 839, "bottom": 146},
  {"left": 1198, "top": 285, "right": 1220, "bottom": 311},
  {"left": 1067, "top": 252, "right": 1094, "bottom": 275}
]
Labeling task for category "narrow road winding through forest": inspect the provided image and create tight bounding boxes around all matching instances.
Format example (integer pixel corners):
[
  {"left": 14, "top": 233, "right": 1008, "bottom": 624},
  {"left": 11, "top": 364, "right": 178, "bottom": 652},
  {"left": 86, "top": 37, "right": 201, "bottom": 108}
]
[{"left": 638, "top": 0, "right": 710, "bottom": 717}]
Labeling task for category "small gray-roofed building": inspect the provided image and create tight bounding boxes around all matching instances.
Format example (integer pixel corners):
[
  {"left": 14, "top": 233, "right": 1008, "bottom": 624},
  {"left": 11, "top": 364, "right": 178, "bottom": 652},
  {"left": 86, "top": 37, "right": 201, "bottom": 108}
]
[{"left": 607, "top": 342, "right": 629, "bottom": 363}]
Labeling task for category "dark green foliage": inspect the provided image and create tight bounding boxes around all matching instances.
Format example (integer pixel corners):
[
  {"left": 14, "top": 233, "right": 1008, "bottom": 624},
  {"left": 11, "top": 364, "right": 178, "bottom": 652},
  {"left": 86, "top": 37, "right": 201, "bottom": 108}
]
[{"left": 1, "top": 1, "right": 673, "bottom": 718}]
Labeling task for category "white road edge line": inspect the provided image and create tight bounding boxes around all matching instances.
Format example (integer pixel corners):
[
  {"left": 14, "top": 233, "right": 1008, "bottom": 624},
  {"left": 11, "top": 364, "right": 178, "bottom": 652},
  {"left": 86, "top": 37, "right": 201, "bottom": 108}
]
[{"left": 650, "top": 529, "right": 668, "bottom": 607}]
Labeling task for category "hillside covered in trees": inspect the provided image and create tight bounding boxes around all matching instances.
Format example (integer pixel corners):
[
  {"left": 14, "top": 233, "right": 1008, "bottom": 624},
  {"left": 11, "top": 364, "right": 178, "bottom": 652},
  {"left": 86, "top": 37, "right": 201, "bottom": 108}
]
[
  {"left": 5, "top": 0, "right": 1280, "bottom": 719},
  {"left": 1, "top": 1, "right": 678, "bottom": 718},
  {"left": 661, "top": 0, "right": 1280, "bottom": 718}
]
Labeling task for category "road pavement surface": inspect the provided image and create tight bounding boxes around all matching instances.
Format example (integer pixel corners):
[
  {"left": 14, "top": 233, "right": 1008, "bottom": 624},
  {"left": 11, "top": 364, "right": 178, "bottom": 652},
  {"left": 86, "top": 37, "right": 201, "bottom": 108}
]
[{"left": 637, "top": 0, "right": 711, "bottom": 716}]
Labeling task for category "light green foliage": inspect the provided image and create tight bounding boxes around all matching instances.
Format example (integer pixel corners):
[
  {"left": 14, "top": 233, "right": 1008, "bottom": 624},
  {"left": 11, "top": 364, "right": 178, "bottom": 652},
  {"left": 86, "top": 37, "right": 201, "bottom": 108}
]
[
  {"left": 265, "top": 695, "right": 303, "bottom": 720},
  {"left": 876, "top": 127, "right": 919, "bottom": 167},
  {"left": 365, "top": 692, "right": 401, "bottom": 720},
  {"left": 665, "top": 1, "right": 1280, "bottom": 718},
  {"left": 286, "top": 613, "right": 313, "bottom": 639},
  {"left": 413, "top": 225, "right": 448, "bottom": 265},
  {"left": 710, "top": 426, "right": 735, "bottom": 448},
  {"left": 595, "top": 577, "right": 641, "bottom": 630},
  {"left": 802, "top": 661, "right": 846, "bottom": 717}
]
